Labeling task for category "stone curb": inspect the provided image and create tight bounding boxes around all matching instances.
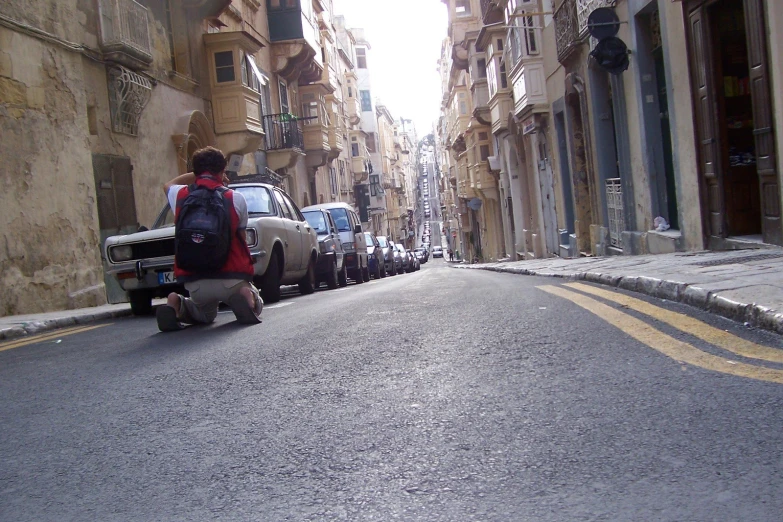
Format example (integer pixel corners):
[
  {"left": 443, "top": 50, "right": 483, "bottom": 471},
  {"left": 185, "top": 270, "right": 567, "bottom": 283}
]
[
  {"left": 0, "top": 308, "right": 134, "bottom": 342},
  {"left": 454, "top": 264, "right": 783, "bottom": 335}
]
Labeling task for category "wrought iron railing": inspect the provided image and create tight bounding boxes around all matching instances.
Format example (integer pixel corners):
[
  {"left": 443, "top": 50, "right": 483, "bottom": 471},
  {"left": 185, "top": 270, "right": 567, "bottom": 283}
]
[
  {"left": 480, "top": 0, "right": 504, "bottom": 24},
  {"left": 262, "top": 114, "right": 304, "bottom": 151},
  {"left": 99, "top": 0, "right": 152, "bottom": 60},
  {"left": 576, "top": 0, "right": 615, "bottom": 39},
  {"left": 554, "top": 0, "right": 578, "bottom": 63},
  {"left": 606, "top": 178, "right": 624, "bottom": 248}
]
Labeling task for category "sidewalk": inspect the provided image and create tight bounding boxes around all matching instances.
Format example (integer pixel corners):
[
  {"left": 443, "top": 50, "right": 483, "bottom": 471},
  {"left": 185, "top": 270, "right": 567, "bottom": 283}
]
[
  {"left": 456, "top": 248, "right": 783, "bottom": 335},
  {"left": 0, "top": 299, "right": 166, "bottom": 342}
]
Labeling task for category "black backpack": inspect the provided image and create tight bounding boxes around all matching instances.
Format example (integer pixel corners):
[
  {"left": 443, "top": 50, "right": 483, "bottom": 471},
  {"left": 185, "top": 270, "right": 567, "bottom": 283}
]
[{"left": 175, "top": 184, "right": 232, "bottom": 273}]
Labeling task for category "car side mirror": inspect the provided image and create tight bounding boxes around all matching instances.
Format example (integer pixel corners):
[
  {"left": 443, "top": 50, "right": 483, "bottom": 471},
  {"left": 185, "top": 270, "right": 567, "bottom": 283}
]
[
  {"left": 137, "top": 225, "right": 149, "bottom": 232},
  {"left": 354, "top": 224, "right": 362, "bottom": 234}
]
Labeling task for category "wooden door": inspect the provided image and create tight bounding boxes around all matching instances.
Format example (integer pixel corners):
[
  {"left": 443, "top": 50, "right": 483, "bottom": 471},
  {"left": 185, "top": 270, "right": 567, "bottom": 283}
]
[
  {"left": 687, "top": 4, "right": 724, "bottom": 241},
  {"left": 744, "top": 0, "right": 782, "bottom": 245}
]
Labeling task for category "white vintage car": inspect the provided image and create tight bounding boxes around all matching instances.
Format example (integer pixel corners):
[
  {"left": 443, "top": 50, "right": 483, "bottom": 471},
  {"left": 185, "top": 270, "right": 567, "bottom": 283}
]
[{"left": 103, "top": 182, "right": 319, "bottom": 315}]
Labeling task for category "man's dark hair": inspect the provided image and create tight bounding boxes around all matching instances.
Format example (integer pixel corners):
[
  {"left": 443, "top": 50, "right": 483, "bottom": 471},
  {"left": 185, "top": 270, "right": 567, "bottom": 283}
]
[{"left": 192, "top": 146, "right": 227, "bottom": 176}]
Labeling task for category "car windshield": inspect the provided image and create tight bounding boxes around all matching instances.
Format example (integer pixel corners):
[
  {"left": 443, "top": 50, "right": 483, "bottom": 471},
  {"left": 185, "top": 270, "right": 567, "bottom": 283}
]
[
  {"left": 377, "top": 236, "right": 389, "bottom": 247},
  {"left": 395, "top": 244, "right": 406, "bottom": 253},
  {"left": 234, "top": 186, "right": 274, "bottom": 215},
  {"left": 329, "top": 208, "right": 352, "bottom": 232},
  {"left": 364, "top": 233, "right": 374, "bottom": 245},
  {"left": 303, "top": 211, "right": 328, "bottom": 234}
]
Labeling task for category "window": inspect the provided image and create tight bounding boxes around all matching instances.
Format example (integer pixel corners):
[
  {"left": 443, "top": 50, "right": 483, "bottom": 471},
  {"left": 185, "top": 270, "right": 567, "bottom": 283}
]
[
  {"left": 455, "top": 0, "right": 470, "bottom": 16},
  {"left": 524, "top": 16, "right": 538, "bottom": 55},
  {"left": 241, "top": 52, "right": 264, "bottom": 93},
  {"left": 301, "top": 97, "right": 319, "bottom": 125},
  {"left": 497, "top": 38, "right": 504, "bottom": 51},
  {"left": 360, "top": 90, "right": 372, "bottom": 111},
  {"left": 480, "top": 145, "right": 490, "bottom": 161},
  {"left": 283, "top": 192, "right": 305, "bottom": 221},
  {"left": 500, "top": 62, "right": 508, "bottom": 89},
  {"left": 366, "top": 133, "right": 377, "bottom": 153},
  {"left": 458, "top": 92, "right": 468, "bottom": 115},
  {"left": 351, "top": 142, "right": 360, "bottom": 156},
  {"left": 279, "top": 80, "right": 289, "bottom": 113},
  {"left": 356, "top": 47, "right": 367, "bottom": 68},
  {"left": 274, "top": 190, "right": 294, "bottom": 219},
  {"left": 348, "top": 86, "right": 353, "bottom": 97},
  {"left": 477, "top": 58, "right": 487, "bottom": 79},
  {"left": 234, "top": 187, "right": 274, "bottom": 215},
  {"left": 214, "top": 51, "right": 235, "bottom": 83},
  {"left": 370, "top": 174, "right": 381, "bottom": 196},
  {"left": 329, "top": 167, "right": 338, "bottom": 195}
]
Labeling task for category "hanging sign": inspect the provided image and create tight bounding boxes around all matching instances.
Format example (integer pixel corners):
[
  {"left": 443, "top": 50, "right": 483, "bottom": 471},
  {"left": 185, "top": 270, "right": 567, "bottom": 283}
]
[{"left": 522, "top": 118, "right": 536, "bottom": 135}]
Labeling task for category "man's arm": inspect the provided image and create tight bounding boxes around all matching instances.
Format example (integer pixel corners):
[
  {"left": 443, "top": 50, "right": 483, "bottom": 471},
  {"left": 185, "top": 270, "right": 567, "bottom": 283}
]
[{"left": 163, "top": 172, "right": 196, "bottom": 196}]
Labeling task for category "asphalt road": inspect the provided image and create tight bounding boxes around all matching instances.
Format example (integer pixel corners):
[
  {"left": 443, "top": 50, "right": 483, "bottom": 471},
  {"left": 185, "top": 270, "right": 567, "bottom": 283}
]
[{"left": 2, "top": 260, "right": 783, "bottom": 521}]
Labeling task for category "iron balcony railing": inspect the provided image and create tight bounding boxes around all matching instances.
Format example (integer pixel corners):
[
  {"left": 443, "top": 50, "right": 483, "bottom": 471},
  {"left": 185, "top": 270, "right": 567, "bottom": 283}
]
[
  {"left": 480, "top": 0, "right": 504, "bottom": 24},
  {"left": 576, "top": 0, "right": 615, "bottom": 39},
  {"left": 554, "top": 0, "right": 578, "bottom": 63},
  {"left": 262, "top": 113, "right": 304, "bottom": 151},
  {"left": 98, "top": 0, "right": 152, "bottom": 62}
]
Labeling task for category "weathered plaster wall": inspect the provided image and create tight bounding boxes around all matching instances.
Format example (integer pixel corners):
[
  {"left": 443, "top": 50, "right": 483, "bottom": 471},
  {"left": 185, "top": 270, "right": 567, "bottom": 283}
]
[
  {"left": 661, "top": 0, "right": 704, "bottom": 250},
  {"left": 0, "top": 27, "right": 104, "bottom": 314},
  {"left": 765, "top": 0, "right": 783, "bottom": 223}
]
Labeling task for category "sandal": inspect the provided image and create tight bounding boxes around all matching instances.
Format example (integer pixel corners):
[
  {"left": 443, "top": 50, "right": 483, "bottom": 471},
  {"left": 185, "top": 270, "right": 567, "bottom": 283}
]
[
  {"left": 156, "top": 304, "right": 184, "bottom": 332},
  {"left": 228, "top": 294, "right": 262, "bottom": 324}
]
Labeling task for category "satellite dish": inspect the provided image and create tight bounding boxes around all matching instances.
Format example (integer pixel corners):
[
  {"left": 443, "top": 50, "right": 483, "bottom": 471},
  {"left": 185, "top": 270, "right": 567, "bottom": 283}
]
[{"left": 587, "top": 7, "right": 620, "bottom": 41}]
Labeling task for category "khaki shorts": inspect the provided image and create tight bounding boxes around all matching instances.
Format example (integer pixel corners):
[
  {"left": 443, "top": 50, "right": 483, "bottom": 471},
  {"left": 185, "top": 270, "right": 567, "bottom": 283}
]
[{"left": 179, "top": 279, "right": 260, "bottom": 324}]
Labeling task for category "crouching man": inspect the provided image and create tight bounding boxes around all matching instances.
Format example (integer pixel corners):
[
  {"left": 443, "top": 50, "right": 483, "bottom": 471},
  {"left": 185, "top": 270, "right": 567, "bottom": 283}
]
[{"left": 156, "top": 146, "right": 263, "bottom": 332}]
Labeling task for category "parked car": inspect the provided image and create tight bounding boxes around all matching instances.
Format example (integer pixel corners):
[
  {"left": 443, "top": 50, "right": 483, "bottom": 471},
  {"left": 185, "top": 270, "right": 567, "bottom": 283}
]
[
  {"left": 302, "top": 202, "right": 369, "bottom": 284},
  {"left": 406, "top": 250, "right": 419, "bottom": 272},
  {"left": 432, "top": 245, "right": 444, "bottom": 258},
  {"left": 393, "top": 243, "right": 409, "bottom": 273},
  {"left": 414, "top": 247, "right": 428, "bottom": 263},
  {"left": 303, "top": 208, "right": 348, "bottom": 289},
  {"left": 104, "top": 182, "right": 319, "bottom": 314},
  {"left": 364, "top": 232, "right": 386, "bottom": 279},
  {"left": 376, "top": 235, "right": 396, "bottom": 275}
]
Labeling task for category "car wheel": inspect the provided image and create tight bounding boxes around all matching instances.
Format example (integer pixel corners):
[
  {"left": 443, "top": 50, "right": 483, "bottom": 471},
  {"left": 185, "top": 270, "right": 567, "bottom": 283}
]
[
  {"left": 298, "top": 256, "right": 316, "bottom": 295},
  {"left": 129, "top": 289, "right": 153, "bottom": 316},
  {"left": 326, "top": 258, "right": 339, "bottom": 289},
  {"left": 261, "top": 253, "right": 282, "bottom": 303},
  {"left": 338, "top": 263, "right": 348, "bottom": 287}
]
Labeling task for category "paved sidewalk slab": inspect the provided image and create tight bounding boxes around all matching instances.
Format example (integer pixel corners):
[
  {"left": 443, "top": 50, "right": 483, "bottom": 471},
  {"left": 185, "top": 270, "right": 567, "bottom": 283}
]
[
  {"left": 0, "top": 299, "right": 166, "bottom": 342},
  {"left": 456, "top": 249, "right": 783, "bottom": 335}
]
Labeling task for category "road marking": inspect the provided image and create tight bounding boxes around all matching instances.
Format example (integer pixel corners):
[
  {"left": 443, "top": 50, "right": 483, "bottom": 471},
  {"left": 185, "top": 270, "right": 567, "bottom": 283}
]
[
  {"left": 565, "top": 282, "right": 783, "bottom": 364},
  {"left": 0, "top": 324, "right": 109, "bottom": 352},
  {"left": 265, "top": 302, "right": 294, "bottom": 309},
  {"left": 538, "top": 285, "right": 783, "bottom": 384}
]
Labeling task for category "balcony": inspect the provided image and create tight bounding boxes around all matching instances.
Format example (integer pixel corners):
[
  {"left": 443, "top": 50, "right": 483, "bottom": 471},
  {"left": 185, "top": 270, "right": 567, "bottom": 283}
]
[
  {"left": 554, "top": 0, "right": 578, "bottom": 64},
  {"left": 204, "top": 31, "right": 265, "bottom": 155},
  {"left": 97, "top": 0, "right": 152, "bottom": 70},
  {"left": 182, "top": 0, "right": 232, "bottom": 18},
  {"left": 480, "top": 0, "right": 505, "bottom": 25},
  {"left": 511, "top": 61, "right": 548, "bottom": 117},
  {"left": 300, "top": 85, "right": 330, "bottom": 168},
  {"left": 352, "top": 156, "right": 370, "bottom": 182},
  {"left": 263, "top": 114, "right": 305, "bottom": 171},
  {"left": 471, "top": 79, "right": 491, "bottom": 126},
  {"left": 473, "top": 162, "right": 497, "bottom": 193},
  {"left": 267, "top": 4, "right": 323, "bottom": 82}
]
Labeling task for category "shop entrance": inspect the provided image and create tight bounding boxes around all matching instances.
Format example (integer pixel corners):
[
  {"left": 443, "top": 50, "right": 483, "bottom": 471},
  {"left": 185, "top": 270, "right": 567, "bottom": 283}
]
[
  {"left": 687, "top": 0, "right": 780, "bottom": 246},
  {"left": 712, "top": 0, "right": 759, "bottom": 237}
]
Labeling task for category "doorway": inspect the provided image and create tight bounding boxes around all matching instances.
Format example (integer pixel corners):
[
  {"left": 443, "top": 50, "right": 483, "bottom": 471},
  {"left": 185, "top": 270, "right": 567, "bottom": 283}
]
[
  {"left": 687, "top": 0, "right": 780, "bottom": 245},
  {"left": 711, "top": 0, "right": 759, "bottom": 237}
]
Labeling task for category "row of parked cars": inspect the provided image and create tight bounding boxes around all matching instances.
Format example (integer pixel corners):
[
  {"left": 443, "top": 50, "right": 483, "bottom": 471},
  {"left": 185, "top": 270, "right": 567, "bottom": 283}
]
[{"left": 103, "top": 182, "right": 426, "bottom": 315}]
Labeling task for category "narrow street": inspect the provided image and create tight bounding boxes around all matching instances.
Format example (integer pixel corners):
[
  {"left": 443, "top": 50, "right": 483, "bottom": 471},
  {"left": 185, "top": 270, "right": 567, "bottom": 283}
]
[{"left": 2, "top": 262, "right": 783, "bottom": 521}]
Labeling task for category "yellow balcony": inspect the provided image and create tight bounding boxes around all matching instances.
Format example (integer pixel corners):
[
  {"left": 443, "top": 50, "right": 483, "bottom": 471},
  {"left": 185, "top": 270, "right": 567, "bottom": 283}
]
[
  {"left": 352, "top": 156, "right": 369, "bottom": 182},
  {"left": 347, "top": 96, "right": 361, "bottom": 125}
]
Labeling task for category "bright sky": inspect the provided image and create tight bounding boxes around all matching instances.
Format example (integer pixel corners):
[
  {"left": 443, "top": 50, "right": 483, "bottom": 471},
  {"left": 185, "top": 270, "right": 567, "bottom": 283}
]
[{"left": 331, "top": 0, "right": 448, "bottom": 139}]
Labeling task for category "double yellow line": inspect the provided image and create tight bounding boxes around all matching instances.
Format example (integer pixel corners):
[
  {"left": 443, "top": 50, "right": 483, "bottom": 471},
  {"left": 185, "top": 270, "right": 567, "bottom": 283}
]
[
  {"left": 539, "top": 283, "right": 783, "bottom": 384},
  {"left": 0, "top": 324, "right": 108, "bottom": 352}
]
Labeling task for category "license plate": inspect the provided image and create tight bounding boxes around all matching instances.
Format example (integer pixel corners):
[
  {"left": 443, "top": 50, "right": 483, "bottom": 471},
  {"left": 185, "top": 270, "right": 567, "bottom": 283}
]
[{"left": 158, "top": 271, "right": 175, "bottom": 284}]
